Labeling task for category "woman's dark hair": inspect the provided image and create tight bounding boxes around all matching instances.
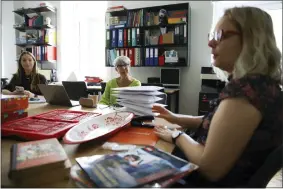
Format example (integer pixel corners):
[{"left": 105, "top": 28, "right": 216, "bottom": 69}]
[{"left": 16, "top": 51, "right": 41, "bottom": 92}]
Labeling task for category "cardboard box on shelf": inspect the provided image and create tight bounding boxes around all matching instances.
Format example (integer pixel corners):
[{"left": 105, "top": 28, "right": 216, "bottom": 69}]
[{"left": 161, "top": 32, "right": 174, "bottom": 44}]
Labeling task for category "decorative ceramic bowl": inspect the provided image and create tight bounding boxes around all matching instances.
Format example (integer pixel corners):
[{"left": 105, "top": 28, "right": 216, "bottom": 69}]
[{"left": 63, "top": 111, "right": 134, "bottom": 144}]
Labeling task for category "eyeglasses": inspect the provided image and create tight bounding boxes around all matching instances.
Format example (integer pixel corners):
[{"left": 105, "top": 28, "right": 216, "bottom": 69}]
[
  {"left": 208, "top": 29, "right": 241, "bottom": 42},
  {"left": 116, "top": 64, "right": 129, "bottom": 68}
]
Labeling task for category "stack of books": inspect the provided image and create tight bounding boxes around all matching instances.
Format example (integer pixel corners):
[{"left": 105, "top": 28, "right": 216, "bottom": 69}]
[
  {"left": 111, "top": 86, "right": 166, "bottom": 116},
  {"left": 9, "top": 138, "right": 71, "bottom": 187},
  {"left": 70, "top": 146, "right": 197, "bottom": 188}
]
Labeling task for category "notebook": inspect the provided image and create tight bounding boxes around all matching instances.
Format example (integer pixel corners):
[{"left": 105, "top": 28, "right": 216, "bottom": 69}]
[{"left": 107, "top": 126, "right": 159, "bottom": 146}]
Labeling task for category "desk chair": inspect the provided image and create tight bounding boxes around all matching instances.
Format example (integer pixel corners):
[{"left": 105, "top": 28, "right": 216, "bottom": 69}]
[
  {"left": 247, "top": 144, "right": 283, "bottom": 188},
  {"left": 101, "top": 82, "right": 106, "bottom": 95},
  {"left": 62, "top": 81, "right": 89, "bottom": 101},
  {"left": 1, "top": 78, "right": 8, "bottom": 89}
]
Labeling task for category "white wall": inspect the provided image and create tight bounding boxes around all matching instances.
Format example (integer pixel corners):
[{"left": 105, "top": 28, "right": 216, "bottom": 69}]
[
  {"left": 2, "top": 1, "right": 60, "bottom": 79},
  {"left": 2, "top": 1, "right": 17, "bottom": 79},
  {"left": 107, "top": 1, "right": 213, "bottom": 115}
]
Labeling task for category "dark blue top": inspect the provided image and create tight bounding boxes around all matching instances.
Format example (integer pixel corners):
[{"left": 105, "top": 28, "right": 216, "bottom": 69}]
[{"left": 189, "top": 74, "right": 283, "bottom": 187}]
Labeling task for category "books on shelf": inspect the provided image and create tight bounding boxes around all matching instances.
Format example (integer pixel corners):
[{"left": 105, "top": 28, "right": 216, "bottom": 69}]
[
  {"left": 105, "top": 3, "right": 190, "bottom": 67},
  {"left": 106, "top": 48, "right": 142, "bottom": 67},
  {"left": 145, "top": 12, "right": 159, "bottom": 26},
  {"left": 109, "top": 28, "right": 141, "bottom": 48},
  {"left": 106, "top": 6, "right": 126, "bottom": 13},
  {"left": 127, "top": 9, "right": 143, "bottom": 27},
  {"left": 9, "top": 138, "right": 71, "bottom": 187},
  {"left": 75, "top": 146, "right": 196, "bottom": 188},
  {"left": 27, "top": 46, "right": 56, "bottom": 61}
]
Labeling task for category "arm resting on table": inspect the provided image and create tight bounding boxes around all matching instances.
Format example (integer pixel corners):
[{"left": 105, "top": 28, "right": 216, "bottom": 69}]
[{"left": 175, "top": 98, "right": 261, "bottom": 181}]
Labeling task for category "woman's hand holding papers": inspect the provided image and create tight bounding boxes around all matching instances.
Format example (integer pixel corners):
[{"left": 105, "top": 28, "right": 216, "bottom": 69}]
[{"left": 152, "top": 105, "right": 177, "bottom": 124}]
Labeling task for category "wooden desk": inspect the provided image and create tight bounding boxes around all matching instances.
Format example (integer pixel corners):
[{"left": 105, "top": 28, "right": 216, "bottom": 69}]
[
  {"left": 165, "top": 89, "right": 180, "bottom": 113},
  {"left": 1, "top": 103, "right": 176, "bottom": 187}
]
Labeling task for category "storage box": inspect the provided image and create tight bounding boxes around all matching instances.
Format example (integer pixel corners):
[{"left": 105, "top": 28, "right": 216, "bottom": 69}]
[
  {"left": 161, "top": 32, "right": 174, "bottom": 44},
  {"left": 1, "top": 95, "right": 28, "bottom": 113},
  {"left": 1, "top": 110, "right": 28, "bottom": 124}
]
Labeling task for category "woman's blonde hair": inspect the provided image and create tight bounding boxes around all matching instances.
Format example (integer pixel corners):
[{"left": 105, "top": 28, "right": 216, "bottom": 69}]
[
  {"left": 213, "top": 6, "right": 282, "bottom": 84},
  {"left": 16, "top": 51, "right": 41, "bottom": 92}
]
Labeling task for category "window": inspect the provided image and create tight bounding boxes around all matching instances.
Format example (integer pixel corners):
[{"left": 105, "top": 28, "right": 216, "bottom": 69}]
[
  {"left": 59, "top": 1, "right": 108, "bottom": 81},
  {"left": 211, "top": 1, "right": 282, "bottom": 83},
  {"left": 211, "top": 1, "right": 282, "bottom": 53},
  {"left": 266, "top": 9, "right": 282, "bottom": 53}
]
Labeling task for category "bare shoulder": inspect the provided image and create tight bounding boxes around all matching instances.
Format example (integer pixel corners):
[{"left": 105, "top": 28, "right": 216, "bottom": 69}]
[
  {"left": 217, "top": 97, "right": 262, "bottom": 123},
  {"left": 200, "top": 97, "right": 263, "bottom": 181}
]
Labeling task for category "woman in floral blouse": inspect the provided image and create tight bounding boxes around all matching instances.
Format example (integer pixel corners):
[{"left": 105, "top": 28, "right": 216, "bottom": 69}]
[{"left": 152, "top": 6, "right": 282, "bottom": 187}]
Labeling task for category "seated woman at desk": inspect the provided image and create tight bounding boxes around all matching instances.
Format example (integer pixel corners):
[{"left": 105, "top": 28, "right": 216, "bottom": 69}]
[
  {"left": 152, "top": 6, "right": 282, "bottom": 187},
  {"left": 2, "top": 51, "right": 47, "bottom": 97},
  {"left": 99, "top": 56, "right": 141, "bottom": 105}
]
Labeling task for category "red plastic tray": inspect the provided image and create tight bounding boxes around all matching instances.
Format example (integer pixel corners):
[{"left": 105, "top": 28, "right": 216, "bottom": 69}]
[{"left": 1, "top": 109, "right": 101, "bottom": 141}]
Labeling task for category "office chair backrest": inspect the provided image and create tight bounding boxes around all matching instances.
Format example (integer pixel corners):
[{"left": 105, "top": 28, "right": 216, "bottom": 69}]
[
  {"left": 100, "top": 82, "right": 107, "bottom": 94},
  {"left": 247, "top": 144, "right": 283, "bottom": 188},
  {"left": 1, "top": 78, "right": 8, "bottom": 90},
  {"left": 62, "top": 81, "right": 88, "bottom": 101}
]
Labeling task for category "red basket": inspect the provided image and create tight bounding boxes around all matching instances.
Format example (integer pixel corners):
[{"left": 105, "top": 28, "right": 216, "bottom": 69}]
[{"left": 1, "top": 109, "right": 101, "bottom": 141}]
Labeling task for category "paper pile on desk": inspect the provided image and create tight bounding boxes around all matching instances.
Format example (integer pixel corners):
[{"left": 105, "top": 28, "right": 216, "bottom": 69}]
[{"left": 111, "top": 86, "right": 166, "bottom": 116}]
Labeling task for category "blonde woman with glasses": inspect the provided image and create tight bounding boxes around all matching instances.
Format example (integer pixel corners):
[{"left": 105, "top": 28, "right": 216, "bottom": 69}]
[
  {"left": 99, "top": 56, "right": 141, "bottom": 105},
  {"left": 152, "top": 7, "right": 282, "bottom": 187}
]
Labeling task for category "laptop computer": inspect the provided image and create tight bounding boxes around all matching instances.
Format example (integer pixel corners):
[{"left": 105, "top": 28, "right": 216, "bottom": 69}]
[
  {"left": 62, "top": 81, "right": 89, "bottom": 101},
  {"left": 38, "top": 84, "right": 80, "bottom": 107}
]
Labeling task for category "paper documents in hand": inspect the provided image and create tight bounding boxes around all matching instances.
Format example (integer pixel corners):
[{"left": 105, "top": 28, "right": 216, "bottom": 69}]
[
  {"left": 112, "top": 86, "right": 164, "bottom": 92},
  {"left": 112, "top": 86, "right": 166, "bottom": 116}
]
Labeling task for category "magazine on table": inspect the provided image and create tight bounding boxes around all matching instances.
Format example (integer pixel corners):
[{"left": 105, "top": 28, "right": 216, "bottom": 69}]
[{"left": 76, "top": 146, "right": 195, "bottom": 188}]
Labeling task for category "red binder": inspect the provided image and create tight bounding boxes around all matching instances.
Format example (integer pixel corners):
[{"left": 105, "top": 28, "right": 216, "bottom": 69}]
[
  {"left": 128, "top": 48, "right": 135, "bottom": 66},
  {"left": 123, "top": 29, "right": 127, "bottom": 47}
]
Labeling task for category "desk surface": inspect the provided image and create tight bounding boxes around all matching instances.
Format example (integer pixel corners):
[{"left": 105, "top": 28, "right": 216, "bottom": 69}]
[{"left": 1, "top": 103, "right": 177, "bottom": 187}]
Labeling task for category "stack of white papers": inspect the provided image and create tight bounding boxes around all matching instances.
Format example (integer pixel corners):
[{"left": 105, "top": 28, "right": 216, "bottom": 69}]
[{"left": 111, "top": 86, "right": 166, "bottom": 116}]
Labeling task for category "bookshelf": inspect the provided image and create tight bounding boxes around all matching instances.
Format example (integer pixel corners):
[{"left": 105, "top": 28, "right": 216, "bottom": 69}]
[
  {"left": 105, "top": 3, "right": 191, "bottom": 67},
  {"left": 13, "top": 6, "right": 57, "bottom": 70}
]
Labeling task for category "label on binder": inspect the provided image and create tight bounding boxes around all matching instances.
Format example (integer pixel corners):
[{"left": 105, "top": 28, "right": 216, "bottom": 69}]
[{"left": 107, "top": 31, "right": 110, "bottom": 39}]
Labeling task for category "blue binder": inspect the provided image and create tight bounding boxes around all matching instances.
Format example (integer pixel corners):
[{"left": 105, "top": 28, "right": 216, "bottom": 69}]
[
  {"left": 131, "top": 28, "right": 136, "bottom": 46},
  {"left": 118, "top": 29, "right": 123, "bottom": 47},
  {"left": 145, "top": 48, "right": 150, "bottom": 66},
  {"left": 149, "top": 48, "right": 153, "bottom": 66},
  {"left": 112, "top": 29, "right": 118, "bottom": 48},
  {"left": 154, "top": 48, "right": 158, "bottom": 66}
]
